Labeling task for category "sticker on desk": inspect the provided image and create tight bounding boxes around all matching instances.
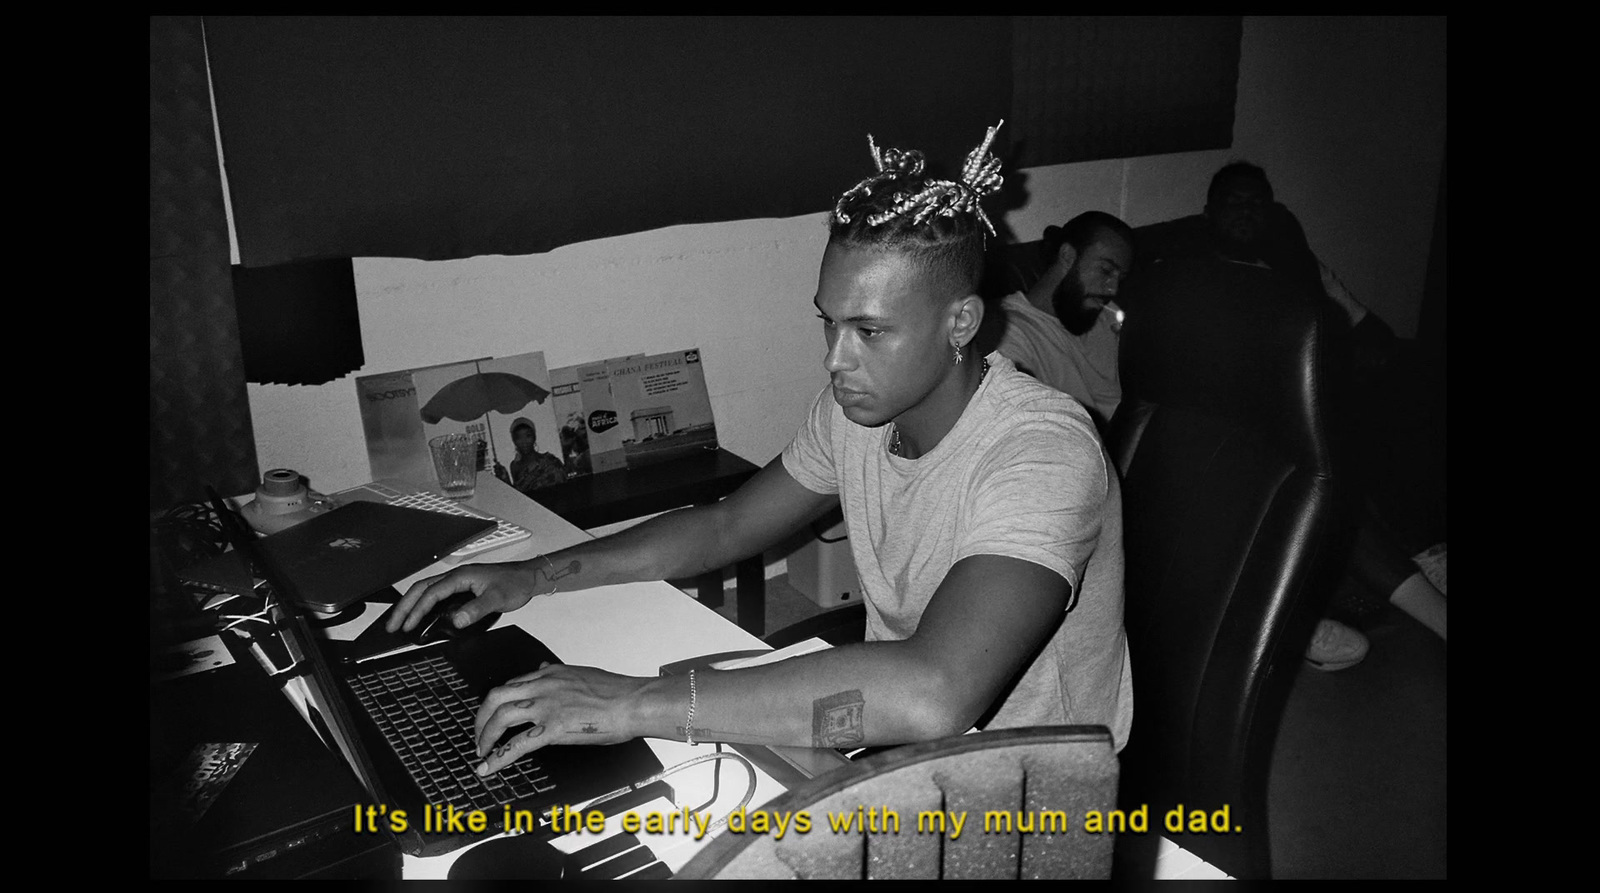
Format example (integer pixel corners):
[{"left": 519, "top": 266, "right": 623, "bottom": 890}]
[
  {"left": 175, "top": 741, "right": 258, "bottom": 824},
  {"left": 153, "top": 634, "right": 236, "bottom": 681}
]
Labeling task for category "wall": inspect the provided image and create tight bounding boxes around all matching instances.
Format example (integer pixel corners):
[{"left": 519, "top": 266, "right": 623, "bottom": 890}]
[{"left": 239, "top": 16, "right": 1445, "bottom": 563}]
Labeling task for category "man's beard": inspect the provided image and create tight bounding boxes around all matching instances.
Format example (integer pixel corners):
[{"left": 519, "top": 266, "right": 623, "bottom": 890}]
[
  {"left": 1214, "top": 215, "right": 1264, "bottom": 263},
  {"left": 1052, "top": 273, "right": 1104, "bottom": 336}
]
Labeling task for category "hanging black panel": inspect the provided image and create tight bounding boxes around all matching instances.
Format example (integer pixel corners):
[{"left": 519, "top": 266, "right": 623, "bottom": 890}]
[
  {"left": 232, "top": 258, "right": 364, "bottom": 386},
  {"left": 204, "top": 16, "right": 1013, "bottom": 268}
]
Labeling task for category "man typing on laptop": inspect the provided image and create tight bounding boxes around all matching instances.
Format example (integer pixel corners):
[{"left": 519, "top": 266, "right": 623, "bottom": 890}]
[{"left": 386, "top": 124, "right": 1133, "bottom": 779}]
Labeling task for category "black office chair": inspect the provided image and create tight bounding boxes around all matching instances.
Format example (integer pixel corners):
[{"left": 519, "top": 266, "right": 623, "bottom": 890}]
[
  {"left": 1106, "top": 257, "right": 1345, "bottom": 879},
  {"left": 675, "top": 725, "right": 1120, "bottom": 880}
]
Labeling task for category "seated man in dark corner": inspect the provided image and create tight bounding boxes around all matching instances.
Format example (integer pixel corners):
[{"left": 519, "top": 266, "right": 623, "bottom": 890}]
[
  {"left": 386, "top": 123, "right": 1133, "bottom": 771},
  {"left": 1135, "top": 160, "right": 1398, "bottom": 381},
  {"left": 988, "top": 211, "right": 1135, "bottom": 431},
  {"left": 1134, "top": 161, "right": 1444, "bottom": 665}
]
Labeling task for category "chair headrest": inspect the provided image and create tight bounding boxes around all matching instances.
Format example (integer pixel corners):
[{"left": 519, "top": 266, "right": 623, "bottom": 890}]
[{"left": 1118, "top": 257, "right": 1338, "bottom": 471}]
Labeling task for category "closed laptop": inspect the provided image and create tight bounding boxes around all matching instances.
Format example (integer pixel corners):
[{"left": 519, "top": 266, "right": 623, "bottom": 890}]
[{"left": 256, "top": 501, "right": 494, "bottom": 614}]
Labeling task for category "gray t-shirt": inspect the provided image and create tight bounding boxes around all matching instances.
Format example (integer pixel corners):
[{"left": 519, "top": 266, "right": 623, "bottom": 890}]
[
  {"left": 781, "top": 352, "right": 1133, "bottom": 751},
  {"left": 994, "top": 292, "right": 1122, "bottom": 429}
]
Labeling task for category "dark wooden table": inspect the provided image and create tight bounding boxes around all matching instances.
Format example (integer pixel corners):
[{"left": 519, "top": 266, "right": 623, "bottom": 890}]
[{"left": 525, "top": 447, "right": 768, "bottom": 636}]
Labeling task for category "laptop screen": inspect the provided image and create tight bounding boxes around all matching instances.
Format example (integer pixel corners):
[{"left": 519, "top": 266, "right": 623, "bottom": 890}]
[{"left": 206, "top": 487, "right": 395, "bottom": 808}]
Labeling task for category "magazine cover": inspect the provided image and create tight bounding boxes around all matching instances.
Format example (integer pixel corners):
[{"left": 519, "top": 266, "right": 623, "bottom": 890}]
[
  {"left": 549, "top": 360, "right": 628, "bottom": 479},
  {"left": 412, "top": 351, "right": 562, "bottom": 497},
  {"left": 605, "top": 348, "right": 718, "bottom": 469},
  {"left": 355, "top": 358, "right": 478, "bottom": 485}
]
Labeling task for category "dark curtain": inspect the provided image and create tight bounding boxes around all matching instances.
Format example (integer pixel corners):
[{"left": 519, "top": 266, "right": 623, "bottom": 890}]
[
  {"left": 205, "top": 16, "right": 1014, "bottom": 268},
  {"left": 1010, "top": 16, "right": 1241, "bottom": 168},
  {"left": 203, "top": 16, "right": 1241, "bottom": 269},
  {"left": 150, "top": 15, "right": 259, "bottom": 512}
]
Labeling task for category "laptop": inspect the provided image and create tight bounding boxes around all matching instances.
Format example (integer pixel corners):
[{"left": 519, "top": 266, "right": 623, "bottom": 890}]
[
  {"left": 205, "top": 487, "right": 666, "bottom": 858},
  {"left": 251, "top": 499, "right": 496, "bottom": 614},
  {"left": 149, "top": 631, "right": 392, "bottom": 878}
]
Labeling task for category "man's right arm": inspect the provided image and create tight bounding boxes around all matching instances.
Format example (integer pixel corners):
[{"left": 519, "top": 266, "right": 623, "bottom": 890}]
[{"left": 386, "top": 455, "right": 839, "bottom": 633}]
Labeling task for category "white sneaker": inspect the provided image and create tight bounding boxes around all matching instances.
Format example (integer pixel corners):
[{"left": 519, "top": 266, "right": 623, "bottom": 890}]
[
  {"left": 1411, "top": 543, "right": 1447, "bottom": 597},
  {"left": 1305, "top": 618, "right": 1369, "bottom": 671}
]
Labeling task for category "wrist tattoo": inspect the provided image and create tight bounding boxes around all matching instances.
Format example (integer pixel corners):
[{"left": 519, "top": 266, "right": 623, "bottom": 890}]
[
  {"left": 534, "top": 556, "right": 582, "bottom": 597},
  {"left": 550, "top": 560, "right": 580, "bottom": 581},
  {"left": 812, "top": 689, "right": 866, "bottom": 749},
  {"left": 537, "top": 559, "right": 581, "bottom": 584}
]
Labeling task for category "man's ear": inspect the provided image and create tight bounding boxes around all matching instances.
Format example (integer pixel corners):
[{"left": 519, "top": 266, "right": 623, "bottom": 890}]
[
  {"left": 1056, "top": 241, "right": 1080, "bottom": 271},
  {"left": 950, "top": 293, "right": 984, "bottom": 348}
]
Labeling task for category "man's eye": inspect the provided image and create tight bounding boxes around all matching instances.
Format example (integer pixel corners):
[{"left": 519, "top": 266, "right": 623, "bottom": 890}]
[
  {"left": 817, "top": 315, "right": 836, "bottom": 329},
  {"left": 859, "top": 328, "right": 882, "bottom": 339}
]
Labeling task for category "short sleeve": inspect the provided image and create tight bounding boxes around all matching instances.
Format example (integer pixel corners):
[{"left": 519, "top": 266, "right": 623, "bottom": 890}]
[
  {"left": 780, "top": 385, "right": 841, "bottom": 496},
  {"left": 956, "top": 417, "right": 1109, "bottom": 591}
]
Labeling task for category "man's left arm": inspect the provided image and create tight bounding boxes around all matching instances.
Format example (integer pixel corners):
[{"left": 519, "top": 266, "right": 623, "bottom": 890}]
[
  {"left": 1319, "top": 258, "right": 1398, "bottom": 375},
  {"left": 468, "top": 554, "right": 1072, "bottom": 769}
]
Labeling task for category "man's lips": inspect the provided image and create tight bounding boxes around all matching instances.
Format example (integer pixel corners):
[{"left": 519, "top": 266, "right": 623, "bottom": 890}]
[{"left": 831, "top": 384, "right": 868, "bottom": 406}]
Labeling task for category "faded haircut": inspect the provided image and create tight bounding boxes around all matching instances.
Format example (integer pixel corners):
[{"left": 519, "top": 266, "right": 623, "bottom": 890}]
[
  {"left": 826, "top": 124, "right": 1005, "bottom": 298},
  {"left": 828, "top": 179, "right": 989, "bottom": 296}
]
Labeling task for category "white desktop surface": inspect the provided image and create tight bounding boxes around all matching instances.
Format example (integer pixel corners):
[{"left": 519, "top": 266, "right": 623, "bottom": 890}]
[{"left": 316, "top": 475, "right": 1228, "bottom": 880}]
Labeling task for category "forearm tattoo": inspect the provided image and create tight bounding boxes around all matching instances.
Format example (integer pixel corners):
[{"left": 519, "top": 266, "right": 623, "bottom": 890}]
[
  {"left": 812, "top": 689, "right": 866, "bottom": 749},
  {"left": 539, "top": 559, "right": 581, "bottom": 584}
]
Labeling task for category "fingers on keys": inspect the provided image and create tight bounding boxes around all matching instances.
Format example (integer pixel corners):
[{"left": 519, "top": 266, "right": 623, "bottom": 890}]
[
  {"left": 474, "top": 667, "right": 557, "bottom": 758},
  {"left": 478, "top": 723, "right": 545, "bottom": 776}
]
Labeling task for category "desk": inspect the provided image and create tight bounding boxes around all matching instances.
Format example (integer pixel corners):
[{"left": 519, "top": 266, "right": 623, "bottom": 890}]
[
  {"left": 319, "top": 476, "right": 804, "bottom": 878},
  {"left": 317, "top": 476, "right": 1229, "bottom": 880},
  {"left": 521, "top": 447, "right": 768, "bottom": 635}
]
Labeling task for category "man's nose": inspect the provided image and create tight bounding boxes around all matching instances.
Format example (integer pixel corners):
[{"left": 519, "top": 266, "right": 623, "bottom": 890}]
[{"left": 824, "top": 335, "right": 853, "bottom": 373}]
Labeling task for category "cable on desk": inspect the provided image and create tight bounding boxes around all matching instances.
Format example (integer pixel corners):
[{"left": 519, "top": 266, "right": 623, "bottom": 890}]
[
  {"left": 688, "top": 743, "right": 724, "bottom": 815},
  {"left": 573, "top": 751, "right": 758, "bottom": 838},
  {"left": 218, "top": 579, "right": 276, "bottom": 632},
  {"left": 152, "top": 500, "right": 232, "bottom": 562},
  {"left": 220, "top": 609, "right": 272, "bottom": 632}
]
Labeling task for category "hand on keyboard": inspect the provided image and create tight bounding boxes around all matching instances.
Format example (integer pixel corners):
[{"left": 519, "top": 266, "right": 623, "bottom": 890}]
[{"left": 472, "top": 663, "right": 652, "bottom": 776}]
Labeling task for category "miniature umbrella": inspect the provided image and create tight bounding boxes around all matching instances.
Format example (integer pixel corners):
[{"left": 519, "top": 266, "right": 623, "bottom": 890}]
[{"left": 419, "top": 371, "right": 551, "bottom": 424}]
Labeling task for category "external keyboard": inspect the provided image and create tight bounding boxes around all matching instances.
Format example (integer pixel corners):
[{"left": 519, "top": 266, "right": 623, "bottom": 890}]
[{"left": 351, "top": 483, "right": 532, "bottom": 559}]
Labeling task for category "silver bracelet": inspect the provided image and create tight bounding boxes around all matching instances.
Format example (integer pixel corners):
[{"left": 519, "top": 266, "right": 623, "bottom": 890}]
[
  {"left": 535, "top": 553, "right": 559, "bottom": 597},
  {"left": 685, "top": 669, "right": 698, "bottom": 746}
]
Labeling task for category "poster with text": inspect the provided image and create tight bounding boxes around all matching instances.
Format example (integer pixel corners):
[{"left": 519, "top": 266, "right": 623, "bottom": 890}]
[{"left": 605, "top": 348, "right": 717, "bottom": 469}]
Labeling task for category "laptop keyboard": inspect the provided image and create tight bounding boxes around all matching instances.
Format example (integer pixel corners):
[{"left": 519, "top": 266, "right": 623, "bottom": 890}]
[{"left": 348, "top": 655, "right": 556, "bottom": 812}]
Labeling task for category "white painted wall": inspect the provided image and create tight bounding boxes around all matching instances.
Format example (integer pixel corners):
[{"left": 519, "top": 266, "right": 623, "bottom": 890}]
[{"left": 238, "top": 17, "right": 1446, "bottom": 578}]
